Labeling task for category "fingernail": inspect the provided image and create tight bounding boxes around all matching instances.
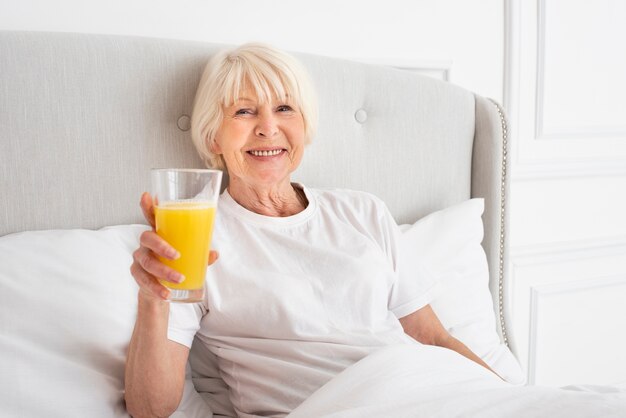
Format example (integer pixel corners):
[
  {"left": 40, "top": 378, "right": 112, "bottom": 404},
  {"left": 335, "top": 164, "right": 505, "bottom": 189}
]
[
  {"left": 168, "top": 249, "right": 180, "bottom": 260},
  {"left": 168, "top": 271, "right": 184, "bottom": 283}
]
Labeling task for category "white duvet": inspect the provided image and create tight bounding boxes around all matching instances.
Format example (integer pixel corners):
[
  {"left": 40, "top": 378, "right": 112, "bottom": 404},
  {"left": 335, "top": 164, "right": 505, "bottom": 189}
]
[{"left": 287, "top": 344, "right": 626, "bottom": 418}]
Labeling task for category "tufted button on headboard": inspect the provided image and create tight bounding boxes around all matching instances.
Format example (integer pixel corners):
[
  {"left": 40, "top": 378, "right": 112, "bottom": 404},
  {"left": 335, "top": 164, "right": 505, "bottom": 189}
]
[
  {"left": 177, "top": 114, "right": 191, "bottom": 132},
  {"left": 354, "top": 109, "right": 368, "bottom": 123}
]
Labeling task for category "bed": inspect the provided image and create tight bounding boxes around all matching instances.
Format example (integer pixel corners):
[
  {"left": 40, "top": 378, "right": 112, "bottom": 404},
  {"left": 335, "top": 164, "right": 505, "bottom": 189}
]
[{"left": 1, "top": 31, "right": 624, "bottom": 417}]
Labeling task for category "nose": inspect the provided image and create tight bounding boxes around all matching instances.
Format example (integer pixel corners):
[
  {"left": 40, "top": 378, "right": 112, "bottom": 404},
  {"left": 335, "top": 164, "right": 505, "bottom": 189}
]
[{"left": 255, "top": 108, "right": 278, "bottom": 138}]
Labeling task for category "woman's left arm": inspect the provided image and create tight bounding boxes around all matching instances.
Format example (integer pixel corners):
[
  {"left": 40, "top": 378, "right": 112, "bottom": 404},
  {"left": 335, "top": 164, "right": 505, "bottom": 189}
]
[{"left": 399, "top": 304, "right": 502, "bottom": 380}]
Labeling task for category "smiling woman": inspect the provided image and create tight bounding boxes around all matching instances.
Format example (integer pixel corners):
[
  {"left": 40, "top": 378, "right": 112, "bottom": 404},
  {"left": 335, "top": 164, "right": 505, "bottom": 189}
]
[
  {"left": 213, "top": 92, "right": 307, "bottom": 214},
  {"left": 191, "top": 43, "right": 318, "bottom": 172},
  {"left": 188, "top": 43, "right": 320, "bottom": 216},
  {"left": 124, "top": 42, "right": 514, "bottom": 418}
]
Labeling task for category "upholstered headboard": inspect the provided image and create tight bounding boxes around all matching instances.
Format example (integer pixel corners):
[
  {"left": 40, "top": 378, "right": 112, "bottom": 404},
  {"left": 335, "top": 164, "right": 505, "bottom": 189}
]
[{"left": 0, "top": 31, "right": 511, "bottom": 346}]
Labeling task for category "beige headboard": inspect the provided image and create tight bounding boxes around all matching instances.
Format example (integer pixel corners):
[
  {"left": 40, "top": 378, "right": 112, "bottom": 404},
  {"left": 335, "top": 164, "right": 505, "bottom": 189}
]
[{"left": 0, "top": 31, "right": 511, "bottom": 347}]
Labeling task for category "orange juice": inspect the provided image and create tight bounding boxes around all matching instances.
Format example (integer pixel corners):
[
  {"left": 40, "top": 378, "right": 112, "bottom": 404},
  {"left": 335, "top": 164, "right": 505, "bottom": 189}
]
[{"left": 154, "top": 202, "right": 216, "bottom": 291}]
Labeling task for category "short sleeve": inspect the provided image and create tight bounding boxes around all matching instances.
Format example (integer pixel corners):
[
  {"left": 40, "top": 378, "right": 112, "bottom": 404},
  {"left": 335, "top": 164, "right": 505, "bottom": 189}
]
[
  {"left": 167, "top": 301, "right": 206, "bottom": 348},
  {"left": 389, "top": 250, "right": 440, "bottom": 318},
  {"left": 379, "top": 205, "right": 439, "bottom": 318}
]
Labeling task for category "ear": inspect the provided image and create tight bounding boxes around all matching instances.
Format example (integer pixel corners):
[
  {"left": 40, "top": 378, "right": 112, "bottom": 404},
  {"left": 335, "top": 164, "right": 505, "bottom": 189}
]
[{"left": 209, "top": 137, "right": 222, "bottom": 154}]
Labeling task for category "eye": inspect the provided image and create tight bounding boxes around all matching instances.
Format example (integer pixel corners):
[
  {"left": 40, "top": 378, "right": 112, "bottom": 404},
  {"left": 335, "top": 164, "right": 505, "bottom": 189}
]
[
  {"left": 234, "top": 108, "right": 253, "bottom": 116},
  {"left": 276, "top": 105, "right": 294, "bottom": 112}
]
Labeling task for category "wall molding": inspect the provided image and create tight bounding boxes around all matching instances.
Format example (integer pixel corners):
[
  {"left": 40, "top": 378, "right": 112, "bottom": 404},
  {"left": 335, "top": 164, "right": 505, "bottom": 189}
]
[
  {"left": 509, "top": 234, "right": 626, "bottom": 384},
  {"left": 527, "top": 275, "right": 626, "bottom": 385},
  {"left": 512, "top": 158, "right": 626, "bottom": 180},
  {"left": 534, "top": 0, "right": 626, "bottom": 141},
  {"left": 504, "top": 0, "right": 626, "bottom": 179},
  {"left": 537, "top": 127, "right": 626, "bottom": 141},
  {"left": 510, "top": 234, "right": 626, "bottom": 264},
  {"left": 534, "top": 0, "right": 547, "bottom": 141},
  {"left": 511, "top": 143, "right": 626, "bottom": 182}
]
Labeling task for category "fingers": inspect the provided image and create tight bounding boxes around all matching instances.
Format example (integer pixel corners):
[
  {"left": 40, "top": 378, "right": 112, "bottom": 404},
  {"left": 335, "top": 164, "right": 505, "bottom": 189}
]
[
  {"left": 140, "top": 192, "right": 156, "bottom": 229},
  {"left": 130, "top": 262, "right": 170, "bottom": 300},
  {"left": 208, "top": 250, "right": 219, "bottom": 266},
  {"left": 130, "top": 230, "right": 185, "bottom": 302},
  {"left": 133, "top": 245, "right": 185, "bottom": 285},
  {"left": 140, "top": 230, "right": 180, "bottom": 261},
  {"left": 131, "top": 209, "right": 220, "bottom": 301}
]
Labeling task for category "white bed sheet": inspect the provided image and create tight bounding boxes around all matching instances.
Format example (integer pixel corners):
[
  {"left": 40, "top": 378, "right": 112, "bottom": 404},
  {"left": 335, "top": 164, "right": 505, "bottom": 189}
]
[{"left": 288, "top": 344, "right": 626, "bottom": 418}]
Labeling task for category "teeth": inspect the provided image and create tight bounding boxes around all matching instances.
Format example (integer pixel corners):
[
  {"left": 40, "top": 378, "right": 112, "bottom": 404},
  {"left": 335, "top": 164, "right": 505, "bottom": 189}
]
[{"left": 250, "top": 149, "right": 283, "bottom": 157}]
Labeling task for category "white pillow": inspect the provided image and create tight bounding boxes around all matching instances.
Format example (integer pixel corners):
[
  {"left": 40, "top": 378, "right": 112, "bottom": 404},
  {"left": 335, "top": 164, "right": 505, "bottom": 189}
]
[
  {"left": 0, "top": 225, "right": 214, "bottom": 417},
  {"left": 399, "top": 199, "right": 525, "bottom": 385}
]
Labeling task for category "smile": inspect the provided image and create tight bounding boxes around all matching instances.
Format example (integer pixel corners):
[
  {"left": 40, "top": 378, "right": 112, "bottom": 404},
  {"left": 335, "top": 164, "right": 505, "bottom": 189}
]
[{"left": 248, "top": 149, "right": 285, "bottom": 157}]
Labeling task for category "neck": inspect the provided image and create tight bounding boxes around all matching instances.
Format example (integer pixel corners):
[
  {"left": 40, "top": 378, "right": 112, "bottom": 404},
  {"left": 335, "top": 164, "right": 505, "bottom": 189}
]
[{"left": 227, "top": 178, "right": 307, "bottom": 217}]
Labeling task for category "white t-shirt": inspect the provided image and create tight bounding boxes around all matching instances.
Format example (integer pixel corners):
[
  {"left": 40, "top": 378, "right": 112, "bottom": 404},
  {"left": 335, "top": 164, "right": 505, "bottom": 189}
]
[{"left": 168, "top": 186, "right": 437, "bottom": 417}]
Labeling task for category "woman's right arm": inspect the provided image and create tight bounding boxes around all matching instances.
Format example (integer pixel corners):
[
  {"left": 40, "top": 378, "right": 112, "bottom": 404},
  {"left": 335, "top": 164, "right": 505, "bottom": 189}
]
[
  {"left": 125, "top": 294, "right": 189, "bottom": 418},
  {"left": 124, "top": 193, "right": 192, "bottom": 418}
]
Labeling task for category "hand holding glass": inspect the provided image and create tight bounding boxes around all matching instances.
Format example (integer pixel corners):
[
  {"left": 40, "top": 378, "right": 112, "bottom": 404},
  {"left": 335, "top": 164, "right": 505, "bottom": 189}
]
[{"left": 151, "top": 169, "right": 222, "bottom": 302}]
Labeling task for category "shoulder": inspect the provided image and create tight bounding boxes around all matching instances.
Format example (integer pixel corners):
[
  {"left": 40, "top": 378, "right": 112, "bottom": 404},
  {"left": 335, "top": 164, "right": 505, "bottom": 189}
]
[
  {"left": 309, "top": 187, "right": 389, "bottom": 219},
  {"left": 308, "top": 187, "right": 399, "bottom": 258}
]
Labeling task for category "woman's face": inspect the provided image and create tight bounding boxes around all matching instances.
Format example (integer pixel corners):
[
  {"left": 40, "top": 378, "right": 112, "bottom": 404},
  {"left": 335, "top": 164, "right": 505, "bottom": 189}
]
[{"left": 213, "top": 89, "right": 306, "bottom": 190}]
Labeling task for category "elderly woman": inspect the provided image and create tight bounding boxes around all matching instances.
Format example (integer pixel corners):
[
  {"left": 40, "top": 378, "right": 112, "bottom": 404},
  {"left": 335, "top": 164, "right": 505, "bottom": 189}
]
[{"left": 124, "top": 44, "right": 498, "bottom": 418}]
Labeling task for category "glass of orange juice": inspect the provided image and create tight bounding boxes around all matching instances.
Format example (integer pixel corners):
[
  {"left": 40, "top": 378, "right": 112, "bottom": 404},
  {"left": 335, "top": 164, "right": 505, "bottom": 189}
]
[{"left": 151, "top": 168, "right": 222, "bottom": 302}]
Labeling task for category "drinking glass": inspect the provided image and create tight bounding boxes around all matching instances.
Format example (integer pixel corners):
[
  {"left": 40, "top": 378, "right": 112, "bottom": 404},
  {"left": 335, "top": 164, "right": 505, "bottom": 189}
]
[{"left": 151, "top": 168, "right": 222, "bottom": 302}]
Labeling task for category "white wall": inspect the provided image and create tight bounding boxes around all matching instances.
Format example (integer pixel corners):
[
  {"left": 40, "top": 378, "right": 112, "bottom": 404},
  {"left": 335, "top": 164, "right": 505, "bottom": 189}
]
[
  {"left": 0, "top": 0, "right": 503, "bottom": 101},
  {"left": 505, "top": 0, "right": 626, "bottom": 387}
]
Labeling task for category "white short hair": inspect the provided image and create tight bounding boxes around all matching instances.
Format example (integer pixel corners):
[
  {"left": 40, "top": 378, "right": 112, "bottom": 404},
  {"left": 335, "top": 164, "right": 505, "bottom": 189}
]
[{"left": 191, "top": 43, "right": 318, "bottom": 170}]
